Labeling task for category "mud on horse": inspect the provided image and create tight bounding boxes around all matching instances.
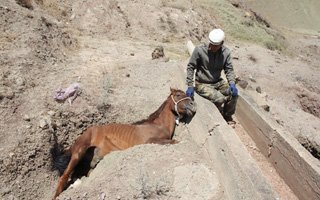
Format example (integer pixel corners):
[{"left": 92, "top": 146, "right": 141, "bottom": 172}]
[{"left": 51, "top": 88, "right": 197, "bottom": 199}]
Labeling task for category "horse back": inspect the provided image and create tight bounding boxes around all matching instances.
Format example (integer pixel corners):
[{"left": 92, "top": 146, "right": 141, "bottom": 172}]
[
  {"left": 88, "top": 123, "right": 167, "bottom": 150},
  {"left": 87, "top": 124, "right": 142, "bottom": 150}
]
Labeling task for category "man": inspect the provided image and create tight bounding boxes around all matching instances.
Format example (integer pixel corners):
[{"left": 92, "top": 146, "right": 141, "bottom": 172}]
[{"left": 186, "top": 28, "right": 238, "bottom": 122}]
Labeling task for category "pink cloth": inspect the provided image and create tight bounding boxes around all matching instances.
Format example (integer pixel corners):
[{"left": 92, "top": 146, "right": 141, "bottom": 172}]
[{"left": 54, "top": 83, "right": 80, "bottom": 104}]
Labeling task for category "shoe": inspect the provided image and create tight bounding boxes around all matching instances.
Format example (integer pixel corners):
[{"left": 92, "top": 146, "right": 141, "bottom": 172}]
[
  {"left": 223, "top": 115, "right": 236, "bottom": 128},
  {"left": 223, "top": 115, "right": 233, "bottom": 122}
]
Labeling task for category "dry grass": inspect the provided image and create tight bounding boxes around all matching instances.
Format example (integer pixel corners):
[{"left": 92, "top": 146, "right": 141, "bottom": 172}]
[
  {"left": 195, "top": 0, "right": 287, "bottom": 51},
  {"left": 161, "top": 0, "right": 190, "bottom": 12},
  {"left": 135, "top": 171, "right": 170, "bottom": 199}
]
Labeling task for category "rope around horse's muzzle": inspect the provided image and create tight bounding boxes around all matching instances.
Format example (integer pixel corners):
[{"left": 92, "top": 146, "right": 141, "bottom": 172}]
[{"left": 170, "top": 95, "right": 193, "bottom": 125}]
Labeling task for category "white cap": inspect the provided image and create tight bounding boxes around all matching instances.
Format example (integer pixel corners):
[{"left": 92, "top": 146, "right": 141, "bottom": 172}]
[{"left": 208, "top": 29, "right": 225, "bottom": 45}]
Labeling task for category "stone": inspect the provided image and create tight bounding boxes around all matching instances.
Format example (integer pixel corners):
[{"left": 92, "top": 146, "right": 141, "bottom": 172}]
[
  {"left": 23, "top": 115, "right": 31, "bottom": 121},
  {"left": 39, "top": 119, "right": 48, "bottom": 129},
  {"left": 249, "top": 76, "right": 256, "bottom": 82},
  {"left": 238, "top": 80, "right": 248, "bottom": 89},
  {"left": 99, "top": 192, "right": 106, "bottom": 200},
  {"left": 15, "top": 77, "right": 25, "bottom": 86},
  {"left": 261, "top": 105, "right": 270, "bottom": 112},
  {"left": 256, "top": 86, "right": 262, "bottom": 93},
  {"left": 47, "top": 110, "right": 55, "bottom": 116},
  {"left": 151, "top": 46, "right": 165, "bottom": 59}
]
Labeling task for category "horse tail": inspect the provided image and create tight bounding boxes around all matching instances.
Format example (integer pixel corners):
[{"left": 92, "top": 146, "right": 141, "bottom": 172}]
[{"left": 50, "top": 132, "right": 71, "bottom": 175}]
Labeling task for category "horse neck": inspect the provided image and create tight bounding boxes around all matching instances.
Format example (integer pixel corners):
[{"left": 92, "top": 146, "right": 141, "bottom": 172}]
[{"left": 152, "top": 102, "right": 176, "bottom": 137}]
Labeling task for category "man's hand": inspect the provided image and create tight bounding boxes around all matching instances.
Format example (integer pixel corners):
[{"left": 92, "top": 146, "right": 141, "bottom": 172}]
[
  {"left": 229, "top": 84, "right": 238, "bottom": 97},
  {"left": 186, "top": 87, "right": 194, "bottom": 97}
]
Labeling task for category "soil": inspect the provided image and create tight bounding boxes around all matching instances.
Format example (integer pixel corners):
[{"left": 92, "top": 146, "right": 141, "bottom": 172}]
[{"left": 0, "top": 0, "right": 319, "bottom": 199}]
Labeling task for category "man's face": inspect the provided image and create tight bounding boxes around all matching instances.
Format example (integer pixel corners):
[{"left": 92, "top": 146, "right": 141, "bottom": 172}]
[{"left": 208, "top": 43, "right": 222, "bottom": 53}]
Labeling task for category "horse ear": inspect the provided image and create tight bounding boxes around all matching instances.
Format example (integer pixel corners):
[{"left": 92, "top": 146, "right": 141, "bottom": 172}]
[
  {"left": 170, "top": 87, "right": 177, "bottom": 94},
  {"left": 170, "top": 87, "right": 174, "bottom": 93}
]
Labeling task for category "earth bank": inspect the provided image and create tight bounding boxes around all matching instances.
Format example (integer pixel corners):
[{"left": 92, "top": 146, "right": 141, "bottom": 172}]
[{"left": 1, "top": 0, "right": 320, "bottom": 199}]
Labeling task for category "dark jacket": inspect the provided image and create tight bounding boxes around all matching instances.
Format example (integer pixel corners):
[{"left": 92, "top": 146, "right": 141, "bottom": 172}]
[{"left": 186, "top": 43, "right": 236, "bottom": 86}]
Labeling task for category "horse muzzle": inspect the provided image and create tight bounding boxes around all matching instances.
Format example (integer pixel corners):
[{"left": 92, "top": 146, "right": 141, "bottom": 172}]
[{"left": 185, "top": 100, "right": 197, "bottom": 117}]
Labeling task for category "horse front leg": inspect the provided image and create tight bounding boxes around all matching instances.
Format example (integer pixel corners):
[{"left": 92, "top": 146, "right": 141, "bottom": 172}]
[
  {"left": 53, "top": 146, "right": 88, "bottom": 199},
  {"left": 53, "top": 158, "right": 77, "bottom": 199}
]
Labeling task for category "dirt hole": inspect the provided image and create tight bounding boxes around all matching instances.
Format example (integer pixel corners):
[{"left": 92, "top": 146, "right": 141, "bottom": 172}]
[
  {"left": 297, "top": 92, "right": 320, "bottom": 118},
  {"left": 298, "top": 136, "right": 320, "bottom": 160}
]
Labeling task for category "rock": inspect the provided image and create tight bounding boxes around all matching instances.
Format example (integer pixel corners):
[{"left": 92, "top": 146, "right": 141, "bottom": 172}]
[
  {"left": 256, "top": 86, "right": 262, "bottom": 93},
  {"left": 151, "top": 46, "right": 165, "bottom": 59},
  {"left": 23, "top": 115, "right": 31, "bottom": 121},
  {"left": 275, "top": 118, "right": 284, "bottom": 126},
  {"left": 39, "top": 119, "right": 48, "bottom": 129},
  {"left": 69, "top": 179, "right": 82, "bottom": 189},
  {"left": 249, "top": 77, "right": 256, "bottom": 82},
  {"left": 25, "top": 125, "right": 32, "bottom": 129},
  {"left": 47, "top": 110, "right": 55, "bottom": 116},
  {"left": 0, "top": 88, "right": 15, "bottom": 99},
  {"left": 238, "top": 80, "right": 248, "bottom": 89},
  {"left": 247, "top": 90, "right": 270, "bottom": 112},
  {"left": 55, "top": 120, "right": 62, "bottom": 127},
  {"left": 15, "top": 77, "right": 25, "bottom": 86},
  {"left": 261, "top": 105, "right": 270, "bottom": 112},
  {"left": 50, "top": 121, "right": 57, "bottom": 131},
  {"left": 99, "top": 192, "right": 106, "bottom": 200},
  {"left": 76, "top": 122, "right": 84, "bottom": 128},
  {"left": 16, "top": 0, "right": 33, "bottom": 9},
  {"left": 69, "top": 117, "right": 79, "bottom": 123},
  {"left": 70, "top": 13, "right": 75, "bottom": 20},
  {"left": 62, "top": 112, "right": 69, "bottom": 117},
  {"left": 235, "top": 76, "right": 248, "bottom": 89}
]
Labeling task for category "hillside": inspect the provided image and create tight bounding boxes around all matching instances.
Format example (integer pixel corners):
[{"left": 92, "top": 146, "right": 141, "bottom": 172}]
[
  {"left": 0, "top": 0, "right": 319, "bottom": 199},
  {"left": 245, "top": 0, "right": 320, "bottom": 34}
]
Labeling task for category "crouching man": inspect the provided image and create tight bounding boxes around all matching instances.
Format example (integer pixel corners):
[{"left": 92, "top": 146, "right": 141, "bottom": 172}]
[{"left": 186, "top": 28, "right": 238, "bottom": 123}]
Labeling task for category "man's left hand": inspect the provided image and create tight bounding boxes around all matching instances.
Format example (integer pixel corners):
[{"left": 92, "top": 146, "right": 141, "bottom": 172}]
[{"left": 229, "top": 83, "right": 238, "bottom": 97}]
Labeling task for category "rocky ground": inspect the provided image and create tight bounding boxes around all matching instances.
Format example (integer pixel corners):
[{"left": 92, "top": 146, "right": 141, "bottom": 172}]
[{"left": 0, "top": 0, "right": 319, "bottom": 199}]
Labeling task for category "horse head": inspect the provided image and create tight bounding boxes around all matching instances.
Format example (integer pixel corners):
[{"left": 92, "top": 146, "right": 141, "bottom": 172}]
[{"left": 170, "top": 88, "right": 197, "bottom": 120}]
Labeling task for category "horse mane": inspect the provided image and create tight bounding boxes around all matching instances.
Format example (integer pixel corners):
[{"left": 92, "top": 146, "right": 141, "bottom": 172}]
[{"left": 133, "top": 95, "right": 170, "bottom": 125}]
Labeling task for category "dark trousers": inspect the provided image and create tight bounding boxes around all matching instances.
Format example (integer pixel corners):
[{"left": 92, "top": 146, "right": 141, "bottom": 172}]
[{"left": 195, "top": 79, "right": 238, "bottom": 117}]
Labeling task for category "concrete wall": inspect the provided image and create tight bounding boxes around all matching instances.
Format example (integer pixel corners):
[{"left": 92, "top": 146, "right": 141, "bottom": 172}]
[
  {"left": 236, "top": 91, "right": 320, "bottom": 200},
  {"left": 185, "top": 92, "right": 279, "bottom": 200}
]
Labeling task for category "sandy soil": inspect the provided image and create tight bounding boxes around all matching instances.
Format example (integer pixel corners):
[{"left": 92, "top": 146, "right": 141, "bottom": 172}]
[{"left": 0, "top": 0, "right": 319, "bottom": 199}]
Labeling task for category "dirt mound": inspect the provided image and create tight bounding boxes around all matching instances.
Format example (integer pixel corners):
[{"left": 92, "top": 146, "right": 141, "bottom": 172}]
[
  {"left": 0, "top": 1, "right": 218, "bottom": 198},
  {"left": 1, "top": 0, "right": 320, "bottom": 199},
  {"left": 1, "top": 1, "right": 77, "bottom": 199},
  {"left": 58, "top": 141, "right": 221, "bottom": 200}
]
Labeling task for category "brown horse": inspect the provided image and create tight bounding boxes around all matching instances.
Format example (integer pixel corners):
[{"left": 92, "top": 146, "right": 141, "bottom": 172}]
[{"left": 51, "top": 88, "right": 196, "bottom": 199}]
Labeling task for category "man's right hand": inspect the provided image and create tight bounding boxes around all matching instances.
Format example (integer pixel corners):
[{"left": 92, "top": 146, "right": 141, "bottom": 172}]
[{"left": 186, "top": 87, "right": 194, "bottom": 97}]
